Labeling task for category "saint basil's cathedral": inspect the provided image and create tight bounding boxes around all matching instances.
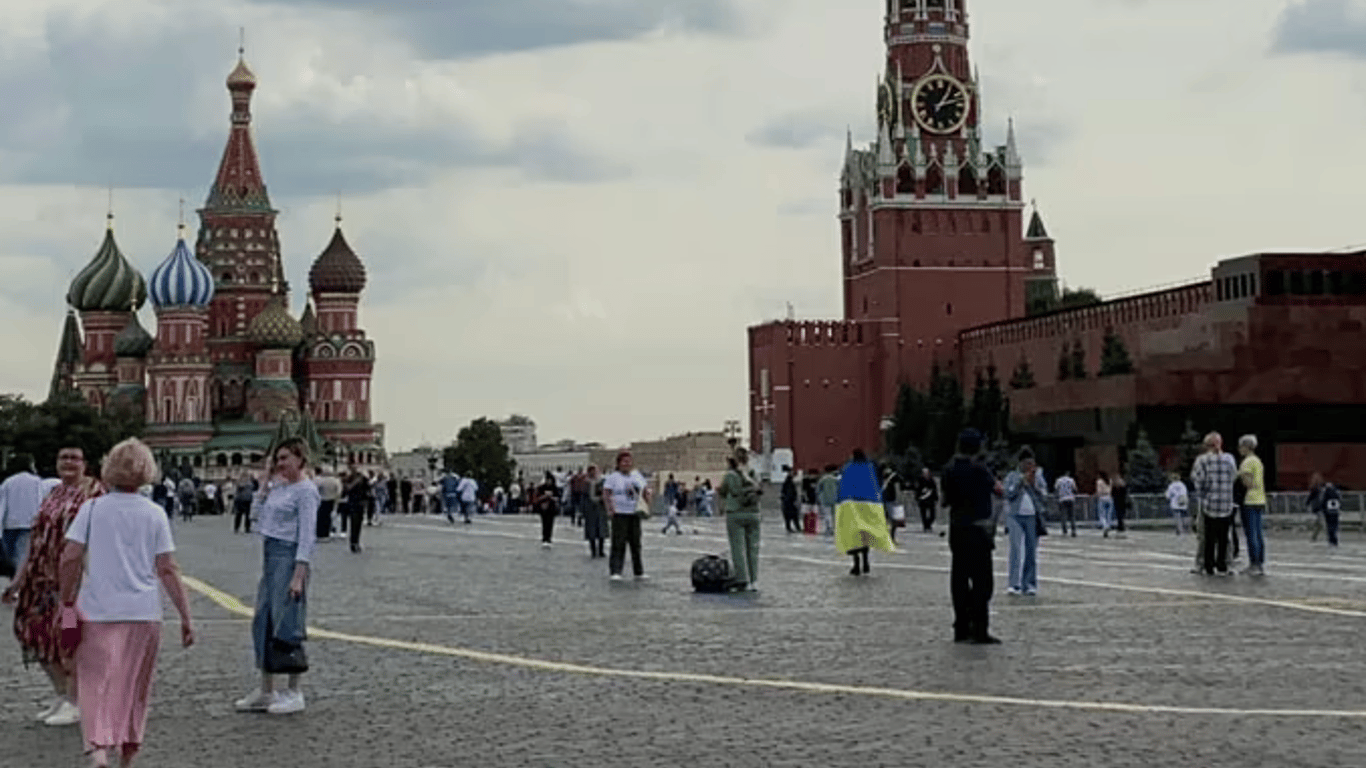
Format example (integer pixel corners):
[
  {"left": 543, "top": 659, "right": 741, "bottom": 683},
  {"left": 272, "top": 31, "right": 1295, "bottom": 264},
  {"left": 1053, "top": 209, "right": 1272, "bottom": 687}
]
[{"left": 49, "top": 51, "right": 383, "bottom": 477}]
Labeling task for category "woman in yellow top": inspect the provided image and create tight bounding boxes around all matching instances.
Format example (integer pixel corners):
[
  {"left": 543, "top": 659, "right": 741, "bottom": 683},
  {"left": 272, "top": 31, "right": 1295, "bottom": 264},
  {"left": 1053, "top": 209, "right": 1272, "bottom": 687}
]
[{"left": 1236, "top": 435, "right": 1266, "bottom": 576}]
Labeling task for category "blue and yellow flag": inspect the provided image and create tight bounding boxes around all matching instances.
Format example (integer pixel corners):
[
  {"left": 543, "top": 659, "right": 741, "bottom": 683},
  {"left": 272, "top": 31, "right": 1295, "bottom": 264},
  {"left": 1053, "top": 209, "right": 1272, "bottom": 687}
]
[{"left": 835, "top": 460, "right": 896, "bottom": 554}]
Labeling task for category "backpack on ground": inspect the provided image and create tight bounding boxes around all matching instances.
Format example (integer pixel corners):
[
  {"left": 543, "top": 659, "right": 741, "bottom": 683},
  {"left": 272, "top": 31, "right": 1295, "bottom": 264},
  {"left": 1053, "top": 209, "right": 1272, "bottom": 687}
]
[{"left": 690, "top": 555, "right": 732, "bottom": 593}]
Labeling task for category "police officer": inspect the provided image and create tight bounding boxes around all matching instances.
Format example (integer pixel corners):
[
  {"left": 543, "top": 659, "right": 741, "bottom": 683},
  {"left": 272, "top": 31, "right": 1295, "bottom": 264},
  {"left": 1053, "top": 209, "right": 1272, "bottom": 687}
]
[{"left": 941, "top": 428, "right": 1003, "bottom": 645}]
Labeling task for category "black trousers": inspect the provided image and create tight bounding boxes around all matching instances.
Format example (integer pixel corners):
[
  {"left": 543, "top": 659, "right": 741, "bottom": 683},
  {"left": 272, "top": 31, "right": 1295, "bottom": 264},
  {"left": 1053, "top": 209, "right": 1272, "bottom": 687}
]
[
  {"left": 233, "top": 501, "right": 251, "bottom": 533},
  {"left": 540, "top": 508, "right": 557, "bottom": 543},
  {"left": 949, "top": 524, "right": 994, "bottom": 638},
  {"left": 317, "top": 500, "right": 336, "bottom": 539},
  {"left": 344, "top": 503, "right": 364, "bottom": 549},
  {"left": 918, "top": 502, "right": 936, "bottom": 531},
  {"left": 609, "top": 514, "right": 644, "bottom": 576},
  {"left": 1116, "top": 502, "right": 1127, "bottom": 532},
  {"left": 1203, "top": 514, "right": 1231, "bottom": 573},
  {"left": 1058, "top": 500, "right": 1076, "bottom": 534}
]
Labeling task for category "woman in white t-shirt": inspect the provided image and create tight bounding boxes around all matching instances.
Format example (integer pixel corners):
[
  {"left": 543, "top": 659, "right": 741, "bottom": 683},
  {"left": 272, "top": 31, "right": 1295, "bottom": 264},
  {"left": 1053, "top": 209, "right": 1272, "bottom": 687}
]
[
  {"left": 1165, "top": 473, "right": 1190, "bottom": 535},
  {"left": 600, "top": 451, "right": 650, "bottom": 580},
  {"left": 1095, "top": 472, "right": 1114, "bottom": 537},
  {"left": 59, "top": 438, "right": 195, "bottom": 768}
]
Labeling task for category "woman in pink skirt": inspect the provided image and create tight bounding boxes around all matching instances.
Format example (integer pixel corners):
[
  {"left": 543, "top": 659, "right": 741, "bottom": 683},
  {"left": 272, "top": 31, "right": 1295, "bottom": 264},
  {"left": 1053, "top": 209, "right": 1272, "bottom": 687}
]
[{"left": 58, "top": 438, "right": 195, "bottom": 768}]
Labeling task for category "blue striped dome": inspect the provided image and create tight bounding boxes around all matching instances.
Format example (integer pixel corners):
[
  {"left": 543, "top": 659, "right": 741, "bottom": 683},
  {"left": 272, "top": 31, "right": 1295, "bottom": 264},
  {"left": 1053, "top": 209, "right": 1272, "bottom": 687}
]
[{"left": 149, "top": 237, "right": 215, "bottom": 309}]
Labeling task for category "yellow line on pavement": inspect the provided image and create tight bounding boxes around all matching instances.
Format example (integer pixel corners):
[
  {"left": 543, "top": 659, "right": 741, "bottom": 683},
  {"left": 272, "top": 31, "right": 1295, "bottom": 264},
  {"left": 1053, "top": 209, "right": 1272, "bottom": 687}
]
[{"left": 178, "top": 575, "right": 1366, "bottom": 719}]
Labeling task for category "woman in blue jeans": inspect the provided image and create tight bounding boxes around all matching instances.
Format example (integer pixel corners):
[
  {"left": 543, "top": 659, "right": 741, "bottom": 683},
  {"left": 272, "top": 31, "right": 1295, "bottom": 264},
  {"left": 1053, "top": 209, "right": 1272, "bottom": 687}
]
[
  {"left": 1004, "top": 449, "right": 1048, "bottom": 596},
  {"left": 235, "top": 438, "right": 319, "bottom": 717}
]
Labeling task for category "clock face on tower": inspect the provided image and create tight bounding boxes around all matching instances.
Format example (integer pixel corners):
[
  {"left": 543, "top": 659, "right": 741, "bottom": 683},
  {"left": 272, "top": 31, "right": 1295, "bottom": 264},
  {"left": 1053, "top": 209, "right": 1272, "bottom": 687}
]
[{"left": 912, "top": 74, "right": 969, "bottom": 134}]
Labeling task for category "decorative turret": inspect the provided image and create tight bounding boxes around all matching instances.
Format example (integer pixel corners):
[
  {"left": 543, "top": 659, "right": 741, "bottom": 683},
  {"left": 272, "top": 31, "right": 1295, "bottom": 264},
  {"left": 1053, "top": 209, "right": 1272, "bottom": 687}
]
[
  {"left": 67, "top": 215, "right": 147, "bottom": 312},
  {"left": 299, "top": 301, "right": 318, "bottom": 337},
  {"left": 205, "top": 48, "right": 271, "bottom": 213},
  {"left": 150, "top": 229, "right": 216, "bottom": 309},
  {"left": 248, "top": 293, "right": 303, "bottom": 349},
  {"left": 308, "top": 222, "right": 367, "bottom": 295},
  {"left": 47, "top": 310, "right": 83, "bottom": 402},
  {"left": 113, "top": 313, "right": 154, "bottom": 358}
]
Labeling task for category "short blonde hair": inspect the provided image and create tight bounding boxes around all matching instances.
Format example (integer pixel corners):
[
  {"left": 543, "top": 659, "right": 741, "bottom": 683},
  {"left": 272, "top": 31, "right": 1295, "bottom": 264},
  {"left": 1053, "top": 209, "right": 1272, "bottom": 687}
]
[{"left": 101, "top": 438, "right": 160, "bottom": 490}]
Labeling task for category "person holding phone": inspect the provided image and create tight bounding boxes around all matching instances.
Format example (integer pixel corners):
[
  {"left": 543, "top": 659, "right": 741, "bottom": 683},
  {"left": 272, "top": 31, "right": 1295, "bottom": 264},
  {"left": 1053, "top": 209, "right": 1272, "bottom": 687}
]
[{"left": 235, "top": 437, "right": 319, "bottom": 716}]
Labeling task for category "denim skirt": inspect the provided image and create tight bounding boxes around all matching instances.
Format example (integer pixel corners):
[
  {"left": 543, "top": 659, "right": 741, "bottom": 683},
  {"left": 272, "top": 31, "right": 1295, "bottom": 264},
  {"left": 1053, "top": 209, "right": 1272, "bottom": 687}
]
[{"left": 252, "top": 537, "right": 308, "bottom": 671}]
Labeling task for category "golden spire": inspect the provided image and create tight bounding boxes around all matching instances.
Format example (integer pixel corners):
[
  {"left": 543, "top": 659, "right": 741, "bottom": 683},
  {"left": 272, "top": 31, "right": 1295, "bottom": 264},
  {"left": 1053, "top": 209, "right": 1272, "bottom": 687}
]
[{"left": 106, "top": 186, "right": 114, "bottom": 230}]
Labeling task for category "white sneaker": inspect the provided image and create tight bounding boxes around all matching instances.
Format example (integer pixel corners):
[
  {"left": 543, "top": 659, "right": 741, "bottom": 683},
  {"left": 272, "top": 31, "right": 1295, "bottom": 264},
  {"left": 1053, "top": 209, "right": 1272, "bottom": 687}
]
[
  {"left": 609, "top": 574, "right": 623, "bottom": 581},
  {"left": 1006, "top": 587, "right": 1022, "bottom": 596},
  {"left": 541, "top": 542, "right": 552, "bottom": 549},
  {"left": 35, "top": 696, "right": 62, "bottom": 722},
  {"left": 635, "top": 574, "right": 650, "bottom": 581},
  {"left": 43, "top": 700, "right": 80, "bottom": 726},
  {"left": 267, "top": 689, "right": 305, "bottom": 715},
  {"left": 234, "top": 690, "right": 277, "bottom": 712}
]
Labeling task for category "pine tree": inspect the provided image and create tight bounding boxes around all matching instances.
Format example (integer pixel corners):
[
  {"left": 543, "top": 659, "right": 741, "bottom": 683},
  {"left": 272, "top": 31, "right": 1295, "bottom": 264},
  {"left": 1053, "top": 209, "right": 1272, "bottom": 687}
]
[
  {"left": 924, "top": 362, "right": 964, "bottom": 467},
  {"left": 1010, "top": 357, "right": 1036, "bottom": 389},
  {"left": 1069, "top": 340, "right": 1087, "bottom": 379},
  {"left": 1176, "top": 418, "right": 1203, "bottom": 481},
  {"left": 1126, "top": 427, "right": 1167, "bottom": 492},
  {"left": 885, "top": 382, "right": 930, "bottom": 459},
  {"left": 1099, "top": 328, "right": 1135, "bottom": 376},
  {"left": 982, "top": 364, "right": 1006, "bottom": 442}
]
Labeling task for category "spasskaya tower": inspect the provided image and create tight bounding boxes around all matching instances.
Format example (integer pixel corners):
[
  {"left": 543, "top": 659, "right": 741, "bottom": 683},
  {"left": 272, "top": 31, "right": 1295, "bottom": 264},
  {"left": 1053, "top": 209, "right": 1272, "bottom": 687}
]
[{"left": 746, "top": 0, "right": 1059, "bottom": 469}]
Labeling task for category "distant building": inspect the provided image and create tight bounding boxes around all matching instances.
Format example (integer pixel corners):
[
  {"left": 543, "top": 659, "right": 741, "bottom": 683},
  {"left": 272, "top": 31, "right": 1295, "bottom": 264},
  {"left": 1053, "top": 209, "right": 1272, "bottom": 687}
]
[
  {"left": 497, "top": 415, "right": 538, "bottom": 455},
  {"left": 389, "top": 447, "right": 443, "bottom": 484},
  {"left": 514, "top": 449, "right": 591, "bottom": 481}
]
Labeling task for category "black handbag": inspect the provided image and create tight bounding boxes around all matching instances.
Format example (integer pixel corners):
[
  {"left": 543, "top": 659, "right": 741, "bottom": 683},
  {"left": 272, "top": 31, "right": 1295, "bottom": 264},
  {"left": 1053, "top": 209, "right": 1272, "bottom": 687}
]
[{"left": 264, "top": 637, "right": 309, "bottom": 675}]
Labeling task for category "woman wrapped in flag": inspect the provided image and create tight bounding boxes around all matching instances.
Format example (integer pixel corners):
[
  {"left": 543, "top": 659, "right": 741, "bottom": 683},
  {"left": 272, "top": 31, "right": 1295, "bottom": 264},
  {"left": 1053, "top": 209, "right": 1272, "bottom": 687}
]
[{"left": 835, "top": 449, "right": 897, "bottom": 575}]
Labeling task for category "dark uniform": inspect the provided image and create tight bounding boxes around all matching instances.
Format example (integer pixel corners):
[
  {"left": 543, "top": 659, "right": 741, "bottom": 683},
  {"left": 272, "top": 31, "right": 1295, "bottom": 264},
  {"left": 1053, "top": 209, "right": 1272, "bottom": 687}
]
[{"left": 941, "top": 430, "right": 1000, "bottom": 644}]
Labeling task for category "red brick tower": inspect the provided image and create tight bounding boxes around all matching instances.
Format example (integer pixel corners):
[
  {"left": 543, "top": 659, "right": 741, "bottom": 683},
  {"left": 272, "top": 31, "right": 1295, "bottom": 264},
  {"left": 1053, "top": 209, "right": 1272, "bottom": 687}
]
[
  {"left": 746, "top": 1, "right": 1058, "bottom": 469},
  {"left": 839, "top": 0, "right": 1056, "bottom": 385},
  {"left": 301, "top": 215, "right": 378, "bottom": 452},
  {"left": 197, "top": 48, "right": 286, "bottom": 418}
]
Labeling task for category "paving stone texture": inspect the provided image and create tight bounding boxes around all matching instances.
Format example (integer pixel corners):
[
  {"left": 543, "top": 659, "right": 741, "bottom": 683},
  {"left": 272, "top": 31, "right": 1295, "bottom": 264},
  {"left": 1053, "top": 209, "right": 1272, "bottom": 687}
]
[{"left": 4, "top": 511, "right": 1365, "bottom": 768}]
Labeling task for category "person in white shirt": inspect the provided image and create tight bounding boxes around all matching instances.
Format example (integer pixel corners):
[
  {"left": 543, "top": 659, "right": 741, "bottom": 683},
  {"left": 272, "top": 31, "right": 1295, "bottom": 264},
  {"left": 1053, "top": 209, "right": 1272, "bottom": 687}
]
[
  {"left": 456, "top": 475, "right": 479, "bottom": 524},
  {"left": 1053, "top": 471, "right": 1078, "bottom": 537},
  {"left": 59, "top": 438, "right": 194, "bottom": 768},
  {"left": 601, "top": 451, "right": 650, "bottom": 581},
  {"left": 1, "top": 453, "right": 46, "bottom": 575},
  {"left": 1165, "top": 473, "right": 1190, "bottom": 535}
]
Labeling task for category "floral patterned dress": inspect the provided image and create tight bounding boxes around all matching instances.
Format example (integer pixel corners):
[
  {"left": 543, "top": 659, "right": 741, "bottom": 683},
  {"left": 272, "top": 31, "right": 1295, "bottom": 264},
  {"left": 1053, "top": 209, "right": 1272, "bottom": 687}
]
[{"left": 11, "top": 478, "right": 102, "bottom": 666}]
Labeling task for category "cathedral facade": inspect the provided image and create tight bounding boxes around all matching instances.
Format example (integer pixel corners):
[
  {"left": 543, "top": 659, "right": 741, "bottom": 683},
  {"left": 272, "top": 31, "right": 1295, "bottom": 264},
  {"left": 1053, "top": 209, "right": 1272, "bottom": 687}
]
[{"left": 51, "top": 52, "right": 383, "bottom": 477}]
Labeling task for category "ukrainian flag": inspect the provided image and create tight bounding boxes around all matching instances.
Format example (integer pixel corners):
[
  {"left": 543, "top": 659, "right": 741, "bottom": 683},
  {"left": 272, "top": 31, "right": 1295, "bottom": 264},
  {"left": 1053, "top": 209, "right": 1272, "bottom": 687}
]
[{"left": 834, "top": 460, "right": 896, "bottom": 554}]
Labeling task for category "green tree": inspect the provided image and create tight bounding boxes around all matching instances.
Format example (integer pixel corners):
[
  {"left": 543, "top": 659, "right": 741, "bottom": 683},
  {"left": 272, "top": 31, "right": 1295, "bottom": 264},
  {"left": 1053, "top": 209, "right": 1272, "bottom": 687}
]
[
  {"left": 966, "top": 365, "right": 1007, "bottom": 444},
  {"left": 0, "top": 391, "right": 143, "bottom": 476},
  {"left": 924, "top": 362, "right": 964, "bottom": 467},
  {"left": 1176, "top": 418, "right": 1203, "bottom": 481},
  {"left": 1009, "top": 357, "right": 1036, "bottom": 389},
  {"left": 1125, "top": 427, "right": 1167, "bottom": 492},
  {"left": 1099, "top": 328, "right": 1135, "bottom": 376},
  {"left": 1069, "top": 340, "right": 1088, "bottom": 379},
  {"left": 885, "top": 382, "right": 930, "bottom": 459},
  {"left": 442, "top": 417, "right": 516, "bottom": 495},
  {"left": 1059, "top": 288, "right": 1103, "bottom": 309}
]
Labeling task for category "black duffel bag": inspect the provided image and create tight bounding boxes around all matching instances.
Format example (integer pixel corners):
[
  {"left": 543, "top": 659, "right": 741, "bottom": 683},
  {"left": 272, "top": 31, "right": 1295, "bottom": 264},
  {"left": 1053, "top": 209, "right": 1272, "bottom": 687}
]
[{"left": 690, "top": 555, "right": 732, "bottom": 593}]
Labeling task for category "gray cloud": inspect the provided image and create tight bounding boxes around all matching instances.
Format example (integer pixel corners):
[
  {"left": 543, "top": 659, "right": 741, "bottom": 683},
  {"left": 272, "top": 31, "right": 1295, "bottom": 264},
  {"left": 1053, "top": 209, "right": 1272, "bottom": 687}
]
[
  {"left": 0, "top": 6, "right": 628, "bottom": 198},
  {"left": 247, "top": 0, "right": 746, "bottom": 60},
  {"left": 1270, "top": 0, "right": 1366, "bottom": 59},
  {"left": 746, "top": 109, "right": 859, "bottom": 150}
]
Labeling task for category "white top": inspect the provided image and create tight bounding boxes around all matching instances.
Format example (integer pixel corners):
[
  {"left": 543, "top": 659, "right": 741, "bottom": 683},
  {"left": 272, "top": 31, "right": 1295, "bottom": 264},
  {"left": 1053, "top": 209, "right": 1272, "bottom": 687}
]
[
  {"left": 1095, "top": 478, "right": 1111, "bottom": 499},
  {"left": 457, "top": 476, "right": 479, "bottom": 502},
  {"left": 1017, "top": 490, "right": 1036, "bottom": 516},
  {"left": 1054, "top": 476, "right": 1076, "bottom": 501},
  {"left": 253, "top": 479, "right": 320, "bottom": 564},
  {"left": 0, "top": 471, "right": 45, "bottom": 530},
  {"left": 1166, "top": 481, "right": 1189, "bottom": 510},
  {"left": 66, "top": 492, "right": 175, "bottom": 623},
  {"left": 602, "top": 470, "right": 646, "bottom": 516}
]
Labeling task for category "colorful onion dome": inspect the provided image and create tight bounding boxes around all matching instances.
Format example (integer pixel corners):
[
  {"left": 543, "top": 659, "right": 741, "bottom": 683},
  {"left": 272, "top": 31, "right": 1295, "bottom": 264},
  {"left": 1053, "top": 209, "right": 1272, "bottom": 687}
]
[
  {"left": 308, "top": 225, "right": 367, "bottom": 294},
  {"left": 227, "top": 56, "right": 257, "bottom": 89},
  {"left": 113, "top": 313, "right": 154, "bottom": 358},
  {"left": 67, "top": 219, "right": 147, "bottom": 312},
  {"left": 149, "top": 235, "right": 215, "bottom": 309},
  {"left": 247, "top": 295, "right": 304, "bottom": 349}
]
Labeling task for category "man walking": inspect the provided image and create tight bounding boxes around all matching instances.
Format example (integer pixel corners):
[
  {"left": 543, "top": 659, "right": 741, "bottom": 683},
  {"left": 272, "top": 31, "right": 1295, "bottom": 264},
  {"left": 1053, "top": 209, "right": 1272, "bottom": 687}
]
[
  {"left": 915, "top": 467, "right": 939, "bottom": 533},
  {"left": 456, "top": 473, "right": 479, "bottom": 524},
  {"left": 315, "top": 469, "right": 341, "bottom": 540},
  {"left": 0, "top": 454, "right": 43, "bottom": 577},
  {"left": 440, "top": 471, "right": 461, "bottom": 524},
  {"left": 1191, "top": 432, "right": 1238, "bottom": 576},
  {"left": 1236, "top": 434, "right": 1267, "bottom": 576},
  {"left": 816, "top": 464, "right": 840, "bottom": 536},
  {"left": 941, "top": 429, "right": 1002, "bottom": 645},
  {"left": 1054, "top": 470, "right": 1078, "bottom": 537}
]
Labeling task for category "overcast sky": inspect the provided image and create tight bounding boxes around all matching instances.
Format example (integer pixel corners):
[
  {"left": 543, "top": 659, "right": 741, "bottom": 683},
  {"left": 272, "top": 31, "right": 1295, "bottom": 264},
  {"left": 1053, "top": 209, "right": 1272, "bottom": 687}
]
[{"left": 0, "top": 0, "right": 1362, "bottom": 451}]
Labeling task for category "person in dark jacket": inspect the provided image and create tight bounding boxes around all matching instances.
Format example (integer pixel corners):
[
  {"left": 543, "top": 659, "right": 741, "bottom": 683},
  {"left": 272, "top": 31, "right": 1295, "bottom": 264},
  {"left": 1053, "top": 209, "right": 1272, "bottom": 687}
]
[
  {"left": 941, "top": 429, "right": 1003, "bottom": 645},
  {"left": 916, "top": 467, "right": 939, "bottom": 533},
  {"left": 780, "top": 467, "right": 801, "bottom": 533},
  {"left": 1307, "top": 472, "right": 1342, "bottom": 546}
]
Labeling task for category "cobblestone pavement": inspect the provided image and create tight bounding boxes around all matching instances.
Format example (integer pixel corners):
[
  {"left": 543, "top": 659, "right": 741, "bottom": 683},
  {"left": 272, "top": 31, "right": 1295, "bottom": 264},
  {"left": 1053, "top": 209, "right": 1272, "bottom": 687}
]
[{"left": 5, "top": 512, "right": 1366, "bottom": 768}]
